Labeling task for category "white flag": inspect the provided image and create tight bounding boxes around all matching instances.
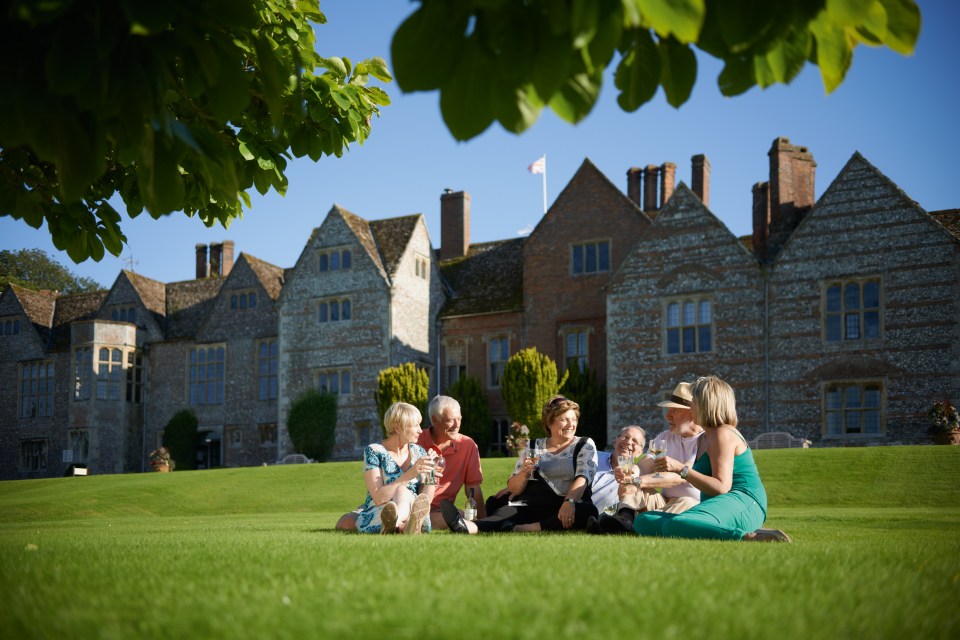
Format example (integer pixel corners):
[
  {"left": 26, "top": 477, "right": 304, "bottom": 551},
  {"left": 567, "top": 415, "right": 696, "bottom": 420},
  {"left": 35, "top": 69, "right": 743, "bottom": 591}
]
[{"left": 527, "top": 156, "right": 545, "bottom": 174}]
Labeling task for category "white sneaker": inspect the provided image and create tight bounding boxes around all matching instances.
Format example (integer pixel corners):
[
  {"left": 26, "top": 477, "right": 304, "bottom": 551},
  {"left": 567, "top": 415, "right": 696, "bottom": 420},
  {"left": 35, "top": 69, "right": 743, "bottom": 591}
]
[
  {"left": 405, "top": 493, "right": 431, "bottom": 535},
  {"left": 380, "top": 501, "right": 398, "bottom": 534}
]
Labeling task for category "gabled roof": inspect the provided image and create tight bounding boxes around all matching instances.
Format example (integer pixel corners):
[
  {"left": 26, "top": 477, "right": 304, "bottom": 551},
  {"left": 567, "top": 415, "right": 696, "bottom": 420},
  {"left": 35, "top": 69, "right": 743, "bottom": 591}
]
[
  {"left": 164, "top": 278, "right": 224, "bottom": 339},
  {"left": 929, "top": 209, "right": 960, "bottom": 240},
  {"left": 370, "top": 215, "right": 423, "bottom": 278},
  {"left": 335, "top": 205, "right": 388, "bottom": 279},
  {"left": 122, "top": 270, "right": 166, "bottom": 317},
  {"left": 49, "top": 290, "right": 110, "bottom": 350},
  {"left": 8, "top": 283, "right": 58, "bottom": 328},
  {"left": 439, "top": 238, "right": 524, "bottom": 317},
  {"left": 243, "top": 253, "right": 285, "bottom": 300}
]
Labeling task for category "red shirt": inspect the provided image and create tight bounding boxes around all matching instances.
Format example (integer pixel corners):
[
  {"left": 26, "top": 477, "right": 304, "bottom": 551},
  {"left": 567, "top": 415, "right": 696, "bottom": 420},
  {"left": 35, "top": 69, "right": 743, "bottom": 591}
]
[{"left": 417, "top": 429, "right": 483, "bottom": 509}]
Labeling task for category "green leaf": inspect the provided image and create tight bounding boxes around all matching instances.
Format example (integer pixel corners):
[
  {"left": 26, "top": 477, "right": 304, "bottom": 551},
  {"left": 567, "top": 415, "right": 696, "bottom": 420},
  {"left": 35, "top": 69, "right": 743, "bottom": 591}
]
[
  {"left": 757, "top": 29, "right": 810, "bottom": 86},
  {"left": 319, "top": 57, "right": 348, "bottom": 78},
  {"left": 827, "top": 0, "right": 876, "bottom": 26},
  {"left": 205, "top": 44, "right": 250, "bottom": 122},
  {"left": 439, "top": 41, "right": 496, "bottom": 140},
  {"left": 391, "top": 2, "right": 469, "bottom": 92},
  {"left": 530, "top": 25, "right": 574, "bottom": 103},
  {"left": 658, "top": 37, "right": 696, "bottom": 108},
  {"left": 495, "top": 84, "right": 544, "bottom": 134},
  {"left": 138, "top": 132, "right": 185, "bottom": 215},
  {"left": 717, "top": 56, "right": 756, "bottom": 97},
  {"left": 638, "top": 0, "right": 705, "bottom": 44},
  {"left": 614, "top": 30, "right": 660, "bottom": 112},
  {"left": 362, "top": 57, "right": 393, "bottom": 82},
  {"left": 570, "top": 0, "right": 598, "bottom": 49},
  {"left": 548, "top": 68, "right": 602, "bottom": 124},
  {"left": 55, "top": 115, "right": 104, "bottom": 203},
  {"left": 877, "top": 0, "right": 920, "bottom": 54},
  {"left": 253, "top": 36, "right": 288, "bottom": 128},
  {"left": 810, "top": 10, "right": 853, "bottom": 93},
  {"left": 711, "top": 0, "right": 779, "bottom": 55}
]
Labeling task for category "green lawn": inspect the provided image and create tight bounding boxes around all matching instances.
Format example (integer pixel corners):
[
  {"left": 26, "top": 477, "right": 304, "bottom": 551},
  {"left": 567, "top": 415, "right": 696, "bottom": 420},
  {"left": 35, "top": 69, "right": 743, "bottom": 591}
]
[{"left": 1, "top": 446, "right": 958, "bottom": 639}]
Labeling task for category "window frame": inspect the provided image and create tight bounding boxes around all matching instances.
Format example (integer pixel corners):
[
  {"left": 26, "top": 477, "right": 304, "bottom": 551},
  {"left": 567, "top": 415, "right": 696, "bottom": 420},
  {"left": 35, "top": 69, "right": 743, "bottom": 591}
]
[
  {"left": 74, "top": 347, "right": 93, "bottom": 401},
  {"left": 561, "top": 327, "right": 590, "bottom": 372},
  {"left": 1, "top": 316, "right": 23, "bottom": 336},
  {"left": 445, "top": 339, "right": 467, "bottom": 386},
  {"left": 19, "top": 360, "right": 54, "bottom": 418},
  {"left": 822, "top": 276, "right": 882, "bottom": 344},
  {"left": 570, "top": 239, "right": 611, "bottom": 275},
  {"left": 317, "top": 247, "right": 354, "bottom": 273},
  {"left": 822, "top": 379, "right": 885, "bottom": 439},
  {"left": 257, "top": 339, "right": 279, "bottom": 401},
  {"left": 315, "top": 368, "right": 353, "bottom": 396},
  {"left": 317, "top": 296, "right": 352, "bottom": 324},
  {"left": 486, "top": 335, "right": 510, "bottom": 389},
  {"left": 187, "top": 344, "right": 227, "bottom": 405},
  {"left": 663, "top": 296, "right": 714, "bottom": 355},
  {"left": 20, "top": 439, "right": 48, "bottom": 472}
]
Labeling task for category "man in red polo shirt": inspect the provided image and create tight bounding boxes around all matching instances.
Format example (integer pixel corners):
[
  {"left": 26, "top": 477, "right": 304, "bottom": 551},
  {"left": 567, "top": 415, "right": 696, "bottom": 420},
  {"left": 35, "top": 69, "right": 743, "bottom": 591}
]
[
  {"left": 335, "top": 395, "right": 484, "bottom": 531},
  {"left": 417, "top": 395, "right": 485, "bottom": 530}
]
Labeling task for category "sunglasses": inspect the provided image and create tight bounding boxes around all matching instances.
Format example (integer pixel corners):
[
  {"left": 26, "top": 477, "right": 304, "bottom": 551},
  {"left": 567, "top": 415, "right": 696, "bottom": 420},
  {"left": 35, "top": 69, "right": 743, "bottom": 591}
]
[{"left": 548, "top": 396, "right": 569, "bottom": 407}]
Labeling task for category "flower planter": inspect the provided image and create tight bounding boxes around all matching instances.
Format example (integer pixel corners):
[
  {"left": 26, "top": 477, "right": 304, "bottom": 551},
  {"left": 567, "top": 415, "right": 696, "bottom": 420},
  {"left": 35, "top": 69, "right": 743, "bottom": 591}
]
[
  {"left": 932, "top": 429, "right": 960, "bottom": 446},
  {"left": 153, "top": 463, "right": 171, "bottom": 472}
]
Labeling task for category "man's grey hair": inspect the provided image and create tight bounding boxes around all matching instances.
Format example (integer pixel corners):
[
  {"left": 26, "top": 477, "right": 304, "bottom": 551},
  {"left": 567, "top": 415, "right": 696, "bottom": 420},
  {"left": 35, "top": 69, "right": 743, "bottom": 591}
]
[
  {"left": 618, "top": 425, "right": 646, "bottom": 444},
  {"left": 428, "top": 395, "right": 461, "bottom": 421}
]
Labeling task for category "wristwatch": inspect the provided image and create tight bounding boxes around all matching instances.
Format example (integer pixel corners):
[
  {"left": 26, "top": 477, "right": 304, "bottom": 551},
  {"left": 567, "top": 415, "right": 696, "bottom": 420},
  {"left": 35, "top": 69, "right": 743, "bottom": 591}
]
[
  {"left": 680, "top": 465, "right": 690, "bottom": 479},
  {"left": 631, "top": 476, "right": 642, "bottom": 488},
  {"left": 564, "top": 497, "right": 577, "bottom": 504}
]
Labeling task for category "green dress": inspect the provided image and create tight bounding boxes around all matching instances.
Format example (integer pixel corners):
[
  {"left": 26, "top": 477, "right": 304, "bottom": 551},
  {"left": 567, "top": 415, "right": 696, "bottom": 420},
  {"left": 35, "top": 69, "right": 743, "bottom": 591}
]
[{"left": 633, "top": 430, "right": 768, "bottom": 540}]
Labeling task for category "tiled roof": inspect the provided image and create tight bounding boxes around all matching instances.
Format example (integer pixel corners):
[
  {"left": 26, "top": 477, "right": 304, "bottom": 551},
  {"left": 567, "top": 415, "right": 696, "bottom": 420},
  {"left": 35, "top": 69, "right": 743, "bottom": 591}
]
[
  {"left": 243, "top": 253, "right": 285, "bottom": 300},
  {"left": 439, "top": 238, "right": 524, "bottom": 317},
  {"left": 123, "top": 270, "right": 166, "bottom": 316},
  {"left": 164, "top": 278, "right": 224, "bottom": 338},
  {"left": 10, "top": 283, "right": 58, "bottom": 327},
  {"left": 49, "top": 290, "right": 109, "bottom": 350},
  {"left": 369, "top": 215, "right": 422, "bottom": 278},
  {"left": 929, "top": 209, "right": 960, "bottom": 240}
]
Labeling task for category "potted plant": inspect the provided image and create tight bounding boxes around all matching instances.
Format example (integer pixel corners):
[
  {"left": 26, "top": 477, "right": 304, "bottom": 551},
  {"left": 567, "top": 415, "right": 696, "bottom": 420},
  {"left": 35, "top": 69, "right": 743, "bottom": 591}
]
[
  {"left": 927, "top": 400, "right": 960, "bottom": 445},
  {"left": 505, "top": 422, "right": 529, "bottom": 457},
  {"left": 148, "top": 446, "right": 175, "bottom": 472}
]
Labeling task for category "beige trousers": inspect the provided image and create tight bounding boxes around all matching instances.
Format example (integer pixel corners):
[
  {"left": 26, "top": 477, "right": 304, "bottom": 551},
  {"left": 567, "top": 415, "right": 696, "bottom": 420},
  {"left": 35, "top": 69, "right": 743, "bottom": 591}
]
[{"left": 620, "top": 491, "right": 698, "bottom": 514}]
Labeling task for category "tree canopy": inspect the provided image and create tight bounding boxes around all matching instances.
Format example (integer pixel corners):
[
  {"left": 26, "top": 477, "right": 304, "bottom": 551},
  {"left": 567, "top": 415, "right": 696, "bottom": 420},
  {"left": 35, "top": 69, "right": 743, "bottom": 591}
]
[
  {"left": 0, "top": 0, "right": 391, "bottom": 262},
  {"left": 0, "top": 248, "right": 102, "bottom": 294},
  {"left": 391, "top": 0, "right": 921, "bottom": 140},
  {"left": 1, "top": 0, "right": 921, "bottom": 262}
]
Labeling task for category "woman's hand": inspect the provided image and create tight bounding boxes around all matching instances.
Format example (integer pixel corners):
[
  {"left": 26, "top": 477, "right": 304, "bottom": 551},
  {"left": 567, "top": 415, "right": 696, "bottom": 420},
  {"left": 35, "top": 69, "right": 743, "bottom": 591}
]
[
  {"left": 407, "top": 456, "right": 434, "bottom": 481},
  {"left": 654, "top": 455, "right": 683, "bottom": 474},
  {"left": 558, "top": 500, "right": 575, "bottom": 529},
  {"left": 520, "top": 456, "right": 537, "bottom": 477},
  {"left": 613, "top": 464, "right": 636, "bottom": 484}
]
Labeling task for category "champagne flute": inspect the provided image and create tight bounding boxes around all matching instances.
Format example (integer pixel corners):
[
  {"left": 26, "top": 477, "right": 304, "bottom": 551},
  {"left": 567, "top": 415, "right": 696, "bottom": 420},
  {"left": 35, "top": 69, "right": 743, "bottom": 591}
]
[{"left": 649, "top": 435, "right": 667, "bottom": 478}]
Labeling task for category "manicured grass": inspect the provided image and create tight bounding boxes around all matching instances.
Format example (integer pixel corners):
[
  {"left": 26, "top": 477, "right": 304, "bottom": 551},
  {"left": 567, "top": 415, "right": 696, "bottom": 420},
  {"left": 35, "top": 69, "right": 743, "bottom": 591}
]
[{"left": 1, "top": 446, "right": 958, "bottom": 639}]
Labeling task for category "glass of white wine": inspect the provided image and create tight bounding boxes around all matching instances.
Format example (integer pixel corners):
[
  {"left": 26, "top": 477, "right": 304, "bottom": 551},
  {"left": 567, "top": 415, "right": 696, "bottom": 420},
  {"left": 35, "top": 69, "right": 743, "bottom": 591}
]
[
  {"left": 616, "top": 453, "right": 634, "bottom": 483},
  {"left": 530, "top": 442, "right": 544, "bottom": 477},
  {"left": 649, "top": 435, "right": 667, "bottom": 478}
]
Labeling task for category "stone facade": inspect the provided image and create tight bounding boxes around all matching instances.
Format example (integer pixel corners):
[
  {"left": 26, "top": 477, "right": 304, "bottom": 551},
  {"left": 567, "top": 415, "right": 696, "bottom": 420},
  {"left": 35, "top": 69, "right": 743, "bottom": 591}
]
[{"left": 1, "top": 138, "right": 957, "bottom": 479}]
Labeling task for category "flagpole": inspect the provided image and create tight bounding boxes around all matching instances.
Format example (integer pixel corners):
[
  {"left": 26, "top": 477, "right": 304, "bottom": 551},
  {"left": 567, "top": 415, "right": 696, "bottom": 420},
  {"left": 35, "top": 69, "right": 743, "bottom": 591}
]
[{"left": 541, "top": 154, "right": 547, "bottom": 214}]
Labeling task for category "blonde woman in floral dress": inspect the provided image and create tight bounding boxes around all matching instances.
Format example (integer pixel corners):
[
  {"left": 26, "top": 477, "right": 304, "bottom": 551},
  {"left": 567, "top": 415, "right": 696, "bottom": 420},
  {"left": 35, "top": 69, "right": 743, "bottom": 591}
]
[{"left": 356, "top": 402, "right": 435, "bottom": 534}]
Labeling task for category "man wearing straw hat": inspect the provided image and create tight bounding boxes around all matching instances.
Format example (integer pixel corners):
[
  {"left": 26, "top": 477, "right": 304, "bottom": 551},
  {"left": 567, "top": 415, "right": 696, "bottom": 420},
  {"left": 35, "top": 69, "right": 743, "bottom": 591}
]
[{"left": 589, "top": 382, "right": 704, "bottom": 534}]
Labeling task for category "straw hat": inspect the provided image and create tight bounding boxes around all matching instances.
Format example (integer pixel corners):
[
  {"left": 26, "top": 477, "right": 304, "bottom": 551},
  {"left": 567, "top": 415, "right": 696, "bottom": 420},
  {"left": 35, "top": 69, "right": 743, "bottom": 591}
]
[{"left": 657, "top": 382, "right": 693, "bottom": 409}]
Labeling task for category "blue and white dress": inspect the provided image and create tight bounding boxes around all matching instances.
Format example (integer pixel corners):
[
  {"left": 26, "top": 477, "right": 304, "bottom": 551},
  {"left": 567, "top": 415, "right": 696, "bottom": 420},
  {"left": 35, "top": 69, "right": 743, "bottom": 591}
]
[{"left": 356, "top": 442, "right": 431, "bottom": 533}]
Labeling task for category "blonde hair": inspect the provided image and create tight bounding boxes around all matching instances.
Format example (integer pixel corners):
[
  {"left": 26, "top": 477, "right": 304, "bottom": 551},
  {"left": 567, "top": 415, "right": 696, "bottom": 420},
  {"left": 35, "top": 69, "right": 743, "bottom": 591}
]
[
  {"left": 383, "top": 402, "right": 422, "bottom": 437},
  {"left": 690, "top": 376, "right": 738, "bottom": 429},
  {"left": 541, "top": 395, "right": 580, "bottom": 435}
]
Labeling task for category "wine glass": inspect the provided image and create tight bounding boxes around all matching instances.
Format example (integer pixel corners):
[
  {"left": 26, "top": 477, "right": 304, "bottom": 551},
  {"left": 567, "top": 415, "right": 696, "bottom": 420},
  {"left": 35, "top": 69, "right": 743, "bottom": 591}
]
[
  {"left": 649, "top": 435, "right": 667, "bottom": 478},
  {"left": 529, "top": 443, "right": 544, "bottom": 477},
  {"left": 434, "top": 455, "right": 446, "bottom": 482},
  {"left": 617, "top": 453, "right": 634, "bottom": 483}
]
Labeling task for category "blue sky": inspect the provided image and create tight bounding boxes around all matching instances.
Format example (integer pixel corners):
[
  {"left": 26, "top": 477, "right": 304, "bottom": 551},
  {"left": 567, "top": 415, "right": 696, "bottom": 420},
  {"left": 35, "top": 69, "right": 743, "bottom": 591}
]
[{"left": 2, "top": 1, "right": 957, "bottom": 288}]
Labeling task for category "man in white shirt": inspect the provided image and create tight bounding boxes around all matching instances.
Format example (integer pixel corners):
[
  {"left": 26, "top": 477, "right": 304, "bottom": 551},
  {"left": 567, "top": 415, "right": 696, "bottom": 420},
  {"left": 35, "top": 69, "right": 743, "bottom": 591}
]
[{"left": 589, "top": 382, "right": 703, "bottom": 534}]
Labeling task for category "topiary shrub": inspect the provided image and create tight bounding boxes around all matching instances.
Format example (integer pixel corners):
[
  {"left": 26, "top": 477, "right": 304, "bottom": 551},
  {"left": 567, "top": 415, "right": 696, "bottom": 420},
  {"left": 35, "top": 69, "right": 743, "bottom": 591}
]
[
  {"left": 287, "top": 388, "right": 338, "bottom": 462},
  {"left": 163, "top": 409, "right": 198, "bottom": 471},
  {"left": 374, "top": 362, "right": 429, "bottom": 434},
  {"left": 501, "top": 347, "right": 568, "bottom": 439}
]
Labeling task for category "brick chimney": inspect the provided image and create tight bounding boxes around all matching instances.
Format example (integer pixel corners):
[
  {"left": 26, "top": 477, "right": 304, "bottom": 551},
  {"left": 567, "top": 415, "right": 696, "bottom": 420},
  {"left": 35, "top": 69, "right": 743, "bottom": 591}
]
[
  {"left": 626, "top": 167, "right": 643, "bottom": 207},
  {"left": 440, "top": 189, "right": 470, "bottom": 262},
  {"left": 660, "top": 162, "right": 676, "bottom": 207},
  {"left": 221, "top": 240, "right": 235, "bottom": 276},
  {"left": 210, "top": 242, "right": 223, "bottom": 277},
  {"left": 691, "top": 154, "right": 710, "bottom": 206},
  {"left": 195, "top": 243, "right": 209, "bottom": 279},
  {"left": 752, "top": 182, "right": 771, "bottom": 261},
  {"left": 769, "top": 137, "right": 816, "bottom": 230},
  {"left": 643, "top": 165, "right": 659, "bottom": 212}
]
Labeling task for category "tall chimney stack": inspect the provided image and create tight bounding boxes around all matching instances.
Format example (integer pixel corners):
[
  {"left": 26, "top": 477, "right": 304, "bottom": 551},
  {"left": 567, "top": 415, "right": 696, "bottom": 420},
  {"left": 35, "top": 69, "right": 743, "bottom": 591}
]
[
  {"left": 752, "top": 182, "right": 771, "bottom": 261},
  {"left": 626, "top": 167, "right": 643, "bottom": 207},
  {"left": 195, "top": 244, "right": 209, "bottom": 279},
  {"left": 440, "top": 189, "right": 470, "bottom": 262},
  {"left": 643, "top": 165, "right": 659, "bottom": 212},
  {"left": 221, "top": 240, "right": 235, "bottom": 276},
  {"left": 691, "top": 154, "right": 710, "bottom": 206},
  {"left": 766, "top": 137, "right": 817, "bottom": 258},
  {"left": 210, "top": 242, "right": 223, "bottom": 277},
  {"left": 660, "top": 162, "right": 676, "bottom": 208}
]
